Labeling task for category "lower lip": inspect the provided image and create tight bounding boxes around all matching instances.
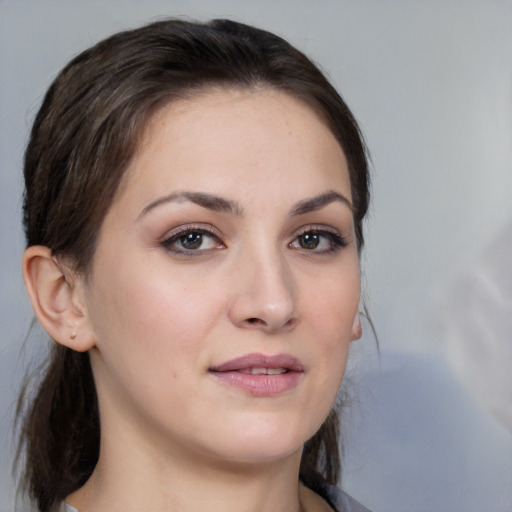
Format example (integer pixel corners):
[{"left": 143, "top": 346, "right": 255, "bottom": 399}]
[{"left": 210, "top": 370, "right": 303, "bottom": 396}]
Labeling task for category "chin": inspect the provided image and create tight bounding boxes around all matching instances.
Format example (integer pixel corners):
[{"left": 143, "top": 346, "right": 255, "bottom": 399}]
[
  {"left": 210, "top": 441, "right": 302, "bottom": 468},
  {"left": 199, "top": 419, "right": 316, "bottom": 466}
]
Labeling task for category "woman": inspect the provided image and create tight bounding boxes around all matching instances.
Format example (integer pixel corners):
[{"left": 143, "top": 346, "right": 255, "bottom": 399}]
[{"left": 17, "top": 18, "right": 371, "bottom": 512}]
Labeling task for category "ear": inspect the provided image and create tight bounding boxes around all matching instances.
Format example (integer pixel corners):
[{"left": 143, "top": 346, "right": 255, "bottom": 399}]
[
  {"left": 22, "top": 246, "right": 96, "bottom": 352},
  {"left": 351, "top": 310, "right": 362, "bottom": 341}
]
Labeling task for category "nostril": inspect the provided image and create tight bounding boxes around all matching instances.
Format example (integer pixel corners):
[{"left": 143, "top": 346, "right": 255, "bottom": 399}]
[
  {"left": 242, "top": 315, "right": 299, "bottom": 331},
  {"left": 245, "top": 318, "right": 266, "bottom": 326},
  {"left": 284, "top": 317, "right": 298, "bottom": 328}
]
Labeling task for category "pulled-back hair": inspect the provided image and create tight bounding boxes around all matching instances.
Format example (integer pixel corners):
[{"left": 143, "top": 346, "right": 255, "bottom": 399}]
[{"left": 17, "top": 18, "right": 370, "bottom": 512}]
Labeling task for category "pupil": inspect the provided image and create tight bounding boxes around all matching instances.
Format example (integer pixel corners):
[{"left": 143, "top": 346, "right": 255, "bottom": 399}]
[
  {"left": 181, "top": 232, "right": 202, "bottom": 249},
  {"left": 300, "top": 233, "right": 319, "bottom": 249}
]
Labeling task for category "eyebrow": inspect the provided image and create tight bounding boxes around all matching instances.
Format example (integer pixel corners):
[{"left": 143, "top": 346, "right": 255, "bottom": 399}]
[
  {"left": 139, "top": 189, "right": 352, "bottom": 219},
  {"left": 289, "top": 190, "right": 353, "bottom": 215},
  {"left": 139, "top": 191, "right": 244, "bottom": 218}
]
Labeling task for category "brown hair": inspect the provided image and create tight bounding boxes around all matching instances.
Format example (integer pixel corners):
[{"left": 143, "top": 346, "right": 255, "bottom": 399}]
[{"left": 17, "top": 18, "right": 370, "bottom": 511}]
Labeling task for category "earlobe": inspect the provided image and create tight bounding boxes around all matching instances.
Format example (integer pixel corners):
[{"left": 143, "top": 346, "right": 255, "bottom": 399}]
[
  {"left": 351, "top": 311, "right": 362, "bottom": 341},
  {"left": 22, "top": 246, "right": 95, "bottom": 352}
]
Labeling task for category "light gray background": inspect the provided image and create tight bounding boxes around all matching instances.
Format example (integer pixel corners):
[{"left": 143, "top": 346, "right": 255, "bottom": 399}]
[{"left": 1, "top": 1, "right": 511, "bottom": 511}]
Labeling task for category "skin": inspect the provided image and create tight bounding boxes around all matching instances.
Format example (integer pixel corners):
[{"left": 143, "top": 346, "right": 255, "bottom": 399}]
[{"left": 24, "top": 88, "right": 361, "bottom": 511}]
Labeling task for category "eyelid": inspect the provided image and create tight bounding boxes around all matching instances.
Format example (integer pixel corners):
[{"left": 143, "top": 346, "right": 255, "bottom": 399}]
[
  {"left": 160, "top": 223, "right": 225, "bottom": 255},
  {"left": 289, "top": 224, "right": 348, "bottom": 252},
  {"left": 161, "top": 223, "right": 223, "bottom": 242},
  {"left": 293, "top": 224, "right": 340, "bottom": 237}
]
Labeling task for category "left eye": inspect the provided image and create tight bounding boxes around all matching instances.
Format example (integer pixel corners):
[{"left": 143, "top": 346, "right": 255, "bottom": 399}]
[
  {"left": 162, "top": 229, "right": 222, "bottom": 253},
  {"left": 290, "top": 230, "right": 345, "bottom": 253}
]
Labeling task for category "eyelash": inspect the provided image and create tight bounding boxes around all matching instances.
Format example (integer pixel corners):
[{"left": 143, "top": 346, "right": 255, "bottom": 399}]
[
  {"left": 289, "top": 227, "right": 347, "bottom": 255},
  {"left": 161, "top": 225, "right": 224, "bottom": 256},
  {"left": 160, "top": 225, "right": 347, "bottom": 256}
]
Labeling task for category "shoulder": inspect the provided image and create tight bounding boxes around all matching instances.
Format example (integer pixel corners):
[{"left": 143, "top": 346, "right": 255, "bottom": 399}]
[
  {"left": 53, "top": 503, "right": 80, "bottom": 512},
  {"left": 307, "top": 477, "right": 373, "bottom": 512},
  {"left": 320, "top": 485, "right": 373, "bottom": 512}
]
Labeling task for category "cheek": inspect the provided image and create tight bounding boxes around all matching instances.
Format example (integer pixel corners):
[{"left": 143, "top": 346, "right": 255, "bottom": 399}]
[
  {"left": 86, "top": 258, "right": 230, "bottom": 425},
  {"left": 303, "top": 267, "right": 360, "bottom": 337},
  {"left": 301, "top": 263, "right": 360, "bottom": 382},
  {"left": 87, "top": 254, "right": 228, "bottom": 366}
]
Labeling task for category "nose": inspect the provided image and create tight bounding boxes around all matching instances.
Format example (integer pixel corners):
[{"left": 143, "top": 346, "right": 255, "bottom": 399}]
[{"left": 227, "top": 248, "right": 299, "bottom": 334}]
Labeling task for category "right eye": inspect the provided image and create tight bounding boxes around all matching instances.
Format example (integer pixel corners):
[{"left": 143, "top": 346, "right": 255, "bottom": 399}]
[{"left": 162, "top": 226, "right": 224, "bottom": 255}]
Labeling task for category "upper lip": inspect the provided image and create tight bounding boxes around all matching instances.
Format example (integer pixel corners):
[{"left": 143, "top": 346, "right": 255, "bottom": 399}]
[{"left": 210, "top": 353, "right": 304, "bottom": 373}]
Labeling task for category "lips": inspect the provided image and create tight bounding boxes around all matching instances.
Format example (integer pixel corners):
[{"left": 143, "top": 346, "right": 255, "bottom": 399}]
[
  {"left": 209, "top": 353, "right": 304, "bottom": 396},
  {"left": 210, "top": 353, "right": 304, "bottom": 373}
]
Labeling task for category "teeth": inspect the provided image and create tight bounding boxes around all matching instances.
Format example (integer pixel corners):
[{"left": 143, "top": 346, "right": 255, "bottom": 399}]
[
  {"left": 249, "top": 367, "right": 267, "bottom": 375},
  {"left": 265, "top": 368, "right": 286, "bottom": 375},
  {"left": 240, "top": 367, "right": 286, "bottom": 375}
]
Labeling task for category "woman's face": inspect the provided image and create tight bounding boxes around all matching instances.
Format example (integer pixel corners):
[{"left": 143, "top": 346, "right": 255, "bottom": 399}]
[{"left": 81, "top": 88, "right": 361, "bottom": 466}]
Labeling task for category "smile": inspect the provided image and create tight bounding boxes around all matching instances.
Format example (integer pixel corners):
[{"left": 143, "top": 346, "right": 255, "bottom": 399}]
[{"left": 209, "top": 353, "right": 304, "bottom": 396}]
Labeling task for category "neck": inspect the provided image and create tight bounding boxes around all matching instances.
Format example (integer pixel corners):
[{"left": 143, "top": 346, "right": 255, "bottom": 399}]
[{"left": 67, "top": 426, "right": 308, "bottom": 512}]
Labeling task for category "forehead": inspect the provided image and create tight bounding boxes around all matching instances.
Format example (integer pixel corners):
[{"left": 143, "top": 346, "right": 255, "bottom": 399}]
[{"left": 118, "top": 87, "right": 351, "bottom": 208}]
